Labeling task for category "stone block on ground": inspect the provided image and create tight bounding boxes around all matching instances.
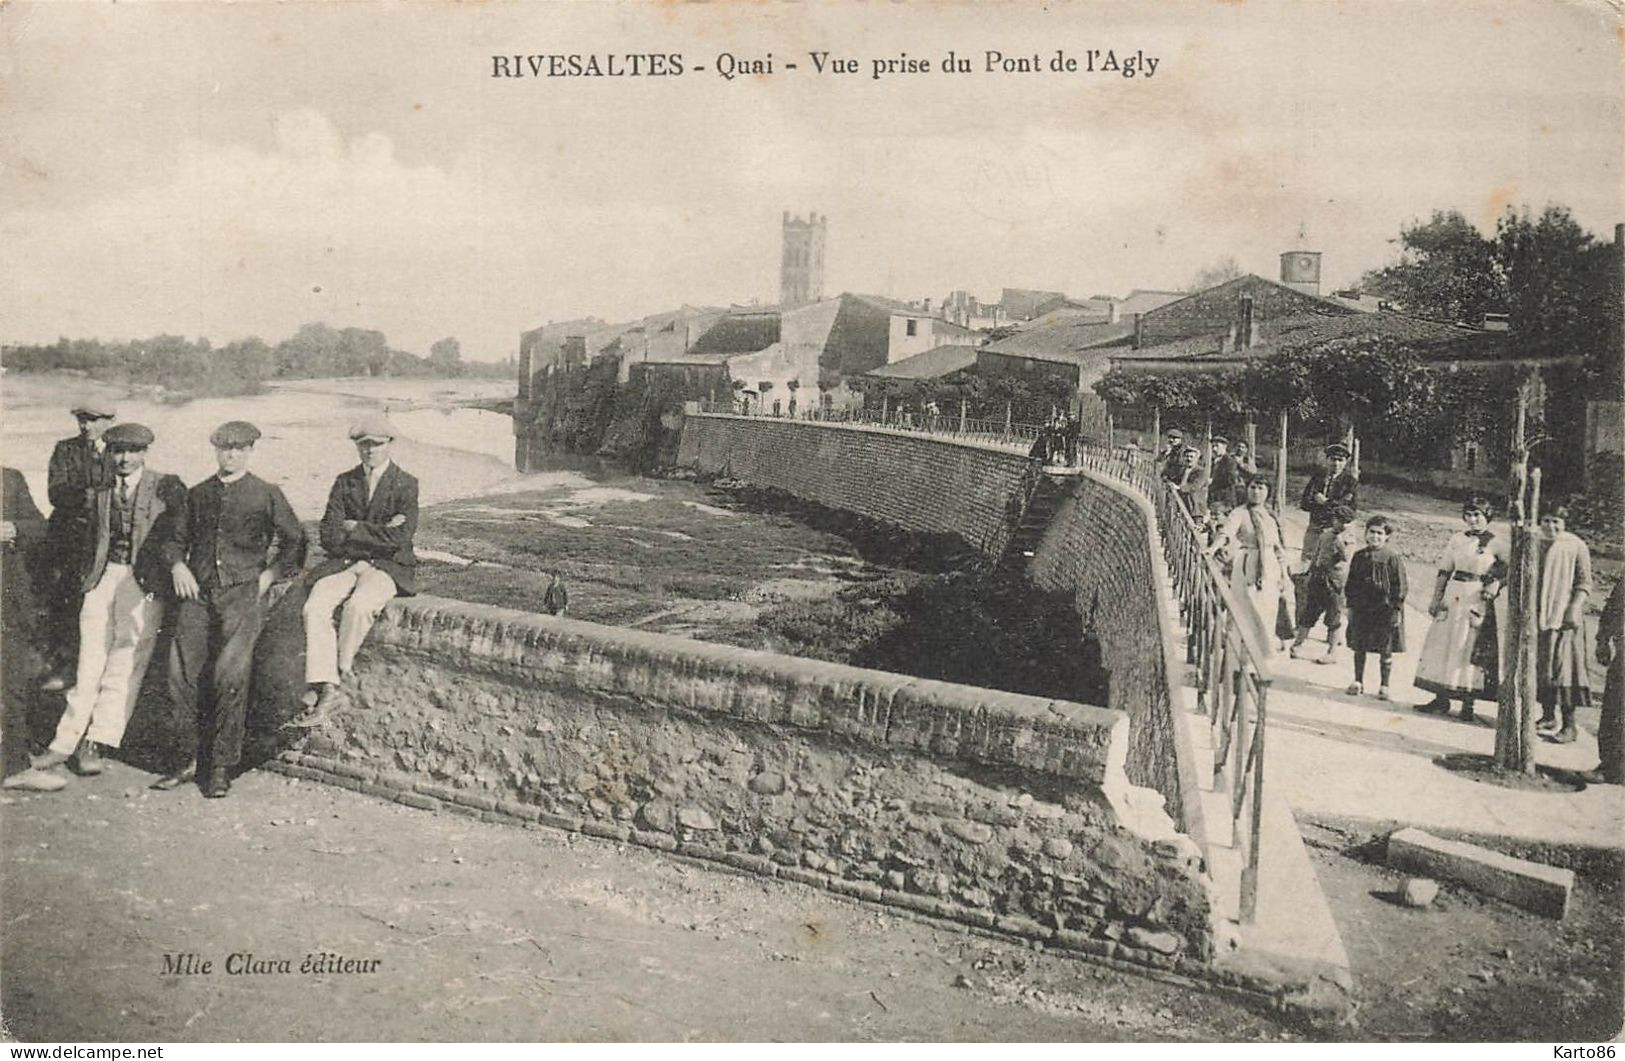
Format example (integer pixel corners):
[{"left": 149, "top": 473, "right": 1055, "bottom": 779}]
[{"left": 1386, "top": 827, "right": 1573, "bottom": 918}]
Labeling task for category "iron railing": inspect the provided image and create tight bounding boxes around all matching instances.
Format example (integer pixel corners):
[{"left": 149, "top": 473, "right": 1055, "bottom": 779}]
[{"left": 694, "top": 404, "right": 1273, "bottom": 921}]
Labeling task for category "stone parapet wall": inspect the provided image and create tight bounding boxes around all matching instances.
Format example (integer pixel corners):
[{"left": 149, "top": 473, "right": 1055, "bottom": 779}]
[{"left": 296, "top": 596, "right": 1215, "bottom": 963}]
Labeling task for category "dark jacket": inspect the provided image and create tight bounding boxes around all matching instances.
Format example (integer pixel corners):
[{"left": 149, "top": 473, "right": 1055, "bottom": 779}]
[
  {"left": 1300, "top": 469, "right": 1359, "bottom": 529},
  {"left": 309, "top": 462, "right": 418, "bottom": 594},
  {"left": 45, "top": 436, "right": 112, "bottom": 563},
  {"left": 163, "top": 472, "right": 306, "bottom": 591},
  {"left": 82, "top": 470, "right": 188, "bottom": 596}
]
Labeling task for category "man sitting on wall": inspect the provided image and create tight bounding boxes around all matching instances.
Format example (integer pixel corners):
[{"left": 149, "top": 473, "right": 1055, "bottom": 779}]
[{"left": 290, "top": 414, "right": 418, "bottom": 727}]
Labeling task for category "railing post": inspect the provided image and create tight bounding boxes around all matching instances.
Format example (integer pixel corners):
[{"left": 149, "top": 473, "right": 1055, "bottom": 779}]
[
  {"left": 1241, "top": 681, "right": 1268, "bottom": 923},
  {"left": 959, "top": 399, "right": 968, "bottom": 435}
]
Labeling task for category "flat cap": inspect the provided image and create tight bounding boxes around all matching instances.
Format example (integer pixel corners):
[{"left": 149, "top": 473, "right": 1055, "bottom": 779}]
[
  {"left": 1211, "top": 435, "right": 1229, "bottom": 445},
  {"left": 209, "top": 420, "right": 261, "bottom": 447},
  {"left": 71, "top": 400, "right": 117, "bottom": 419},
  {"left": 1323, "top": 443, "right": 1351, "bottom": 459},
  {"left": 103, "top": 423, "right": 155, "bottom": 450},
  {"left": 348, "top": 413, "right": 398, "bottom": 443}
]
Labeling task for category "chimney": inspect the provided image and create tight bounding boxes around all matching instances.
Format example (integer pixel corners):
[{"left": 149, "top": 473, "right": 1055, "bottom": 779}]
[
  {"left": 923, "top": 297, "right": 933, "bottom": 314},
  {"left": 1239, "top": 295, "right": 1256, "bottom": 349},
  {"left": 1133, "top": 312, "right": 1145, "bottom": 349},
  {"left": 1107, "top": 301, "right": 1119, "bottom": 324}
]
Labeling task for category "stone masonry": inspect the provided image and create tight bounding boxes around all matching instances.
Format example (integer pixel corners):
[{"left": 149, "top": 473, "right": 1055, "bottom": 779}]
[{"left": 290, "top": 596, "right": 1217, "bottom": 965}]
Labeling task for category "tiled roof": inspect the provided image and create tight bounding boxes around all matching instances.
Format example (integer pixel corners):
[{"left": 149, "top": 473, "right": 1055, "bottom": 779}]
[
  {"left": 865, "top": 345, "right": 980, "bottom": 379},
  {"left": 689, "top": 312, "right": 782, "bottom": 356},
  {"left": 1113, "top": 311, "right": 1507, "bottom": 364},
  {"left": 982, "top": 317, "right": 1137, "bottom": 365}
]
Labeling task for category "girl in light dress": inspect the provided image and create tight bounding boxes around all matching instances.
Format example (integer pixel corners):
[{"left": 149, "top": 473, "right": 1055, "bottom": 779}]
[
  {"left": 1414, "top": 496, "right": 1508, "bottom": 725},
  {"left": 1207, "top": 475, "right": 1289, "bottom": 655}
]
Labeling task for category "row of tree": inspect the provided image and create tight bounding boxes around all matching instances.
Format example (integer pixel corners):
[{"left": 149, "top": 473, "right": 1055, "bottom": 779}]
[{"left": 2, "top": 324, "right": 512, "bottom": 398}]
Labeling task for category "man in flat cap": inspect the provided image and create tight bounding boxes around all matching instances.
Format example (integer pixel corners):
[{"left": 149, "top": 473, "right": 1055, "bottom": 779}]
[
  {"left": 290, "top": 413, "right": 417, "bottom": 727},
  {"left": 1300, "top": 442, "right": 1359, "bottom": 559},
  {"left": 39, "top": 401, "right": 117, "bottom": 689},
  {"left": 157, "top": 421, "right": 304, "bottom": 799},
  {"left": 33, "top": 424, "right": 186, "bottom": 779},
  {"left": 1207, "top": 435, "right": 1242, "bottom": 517}
]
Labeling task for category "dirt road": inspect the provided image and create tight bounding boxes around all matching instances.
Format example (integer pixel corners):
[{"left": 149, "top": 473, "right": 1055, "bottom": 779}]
[{"left": 1, "top": 761, "right": 1294, "bottom": 1043}]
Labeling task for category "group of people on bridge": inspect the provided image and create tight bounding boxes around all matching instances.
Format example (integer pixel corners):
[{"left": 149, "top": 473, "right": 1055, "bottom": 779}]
[
  {"left": 2, "top": 402, "right": 423, "bottom": 799},
  {"left": 1147, "top": 425, "right": 1621, "bottom": 787}
]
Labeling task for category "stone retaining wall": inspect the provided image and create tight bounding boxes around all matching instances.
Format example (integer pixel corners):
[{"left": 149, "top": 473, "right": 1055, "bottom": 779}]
[
  {"left": 294, "top": 596, "right": 1216, "bottom": 964},
  {"left": 675, "top": 413, "right": 1202, "bottom": 837},
  {"left": 1027, "top": 473, "right": 1204, "bottom": 834},
  {"left": 675, "top": 414, "right": 1034, "bottom": 557}
]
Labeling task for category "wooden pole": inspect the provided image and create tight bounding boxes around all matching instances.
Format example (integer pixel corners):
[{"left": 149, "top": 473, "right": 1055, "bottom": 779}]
[
  {"left": 1003, "top": 402, "right": 1013, "bottom": 442},
  {"left": 1496, "top": 378, "right": 1537, "bottom": 773},
  {"left": 1275, "top": 409, "right": 1289, "bottom": 516},
  {"left": 1152, "top": 406, "right": 1162, "bottom": 453},
  {"left": 959, "top": 398, "right": 968, "bottom": 435},
  {"left": 1246, "top": 417, "right": 1258, "bottom": 474},
  {"left": 881, "top": 395, "right": 889, "bottom": 426}
]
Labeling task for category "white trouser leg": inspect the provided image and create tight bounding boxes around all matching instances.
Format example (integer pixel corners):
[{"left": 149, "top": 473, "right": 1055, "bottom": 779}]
[
  {"left": 336, "top": 563, "right": 397, "bottom": 675},
  {"left": 304, "top": 565, "right": 362, "bottom": 686},
  {"left": 84, "top": 575, "right": 165, "bottom": 749},
  {"left": 51, "top": 566, "right": 123, "bottom": 755}
]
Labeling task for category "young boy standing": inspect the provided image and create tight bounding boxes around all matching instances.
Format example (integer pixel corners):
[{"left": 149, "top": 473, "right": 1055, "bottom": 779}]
[
  {"left": 1345, "top": 516, "right": 1408, "bottom": 700},
  {"left": 1291, "top": 504, "right": 1353, "bottom": 664}
]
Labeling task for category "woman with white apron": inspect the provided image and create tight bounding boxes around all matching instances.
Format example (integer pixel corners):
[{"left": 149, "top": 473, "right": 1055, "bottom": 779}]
[
  {"left": 1208, "top": 475, "right": 1289, "bottom": 656},
  {"left": 1415, "top": 496, "right": 1508, "bottom": 724}
]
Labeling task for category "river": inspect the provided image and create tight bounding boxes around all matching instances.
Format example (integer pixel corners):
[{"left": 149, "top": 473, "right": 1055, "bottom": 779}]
[{"left": 1, "top": 375, "right": 527, "bottom": 515}]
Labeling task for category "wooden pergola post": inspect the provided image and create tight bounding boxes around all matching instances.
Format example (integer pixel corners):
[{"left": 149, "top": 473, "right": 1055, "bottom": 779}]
[
  {"left": 1274, "top": 409, "right": 1288, "bottom": 515},
  {"left": 959, "top": 398, "right": 968, "bottom": 435},
  {"left": 1152, "top": 406, "right": 1162, "bottom": 454},
  {"left": 1004, "top": 402, "right": 1013, "bottom": 441},
  {"left": 1496, "top": 377, "right": 1543, "bottom": 775},
  {"left": 881, "top": 396, "right": 889, "bottom": 425}
]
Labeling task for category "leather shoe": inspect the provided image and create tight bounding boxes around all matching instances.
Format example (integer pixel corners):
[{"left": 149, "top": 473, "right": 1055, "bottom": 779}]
[
  {"left": 31, "top": 749, "right": 70, "bottom": 770},
  {"left": 285, "top": 684, "right": 340, "bottom": 728},
  {"left": 3, "top": 769, "right": 68, "bottom": 792},
  {"left": 71, "top": 740, "right": 104, "bottom": 776},
  {"left": 151, "top": 761, "right": 197, "bottom": 791},
  {"left": 203, "top": 767, "right": 231, "bottom": 799},
  {"left": 37, "top": 673, "right": 69, "bottom": 693},
  {"left": 1577, "top": 768, "right": 1621, "bottom": 785},
  {"left": 1551, "top": 725, "right": 1578, "bottom": 744}
]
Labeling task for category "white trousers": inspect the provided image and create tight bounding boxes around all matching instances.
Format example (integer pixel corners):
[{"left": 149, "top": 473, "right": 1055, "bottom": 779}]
[
  {"left": 52, "top": 563, "right": 165, "bottom": 754},
  {"left": 303, "top": 561, "right": 397, "bottom": 685}
]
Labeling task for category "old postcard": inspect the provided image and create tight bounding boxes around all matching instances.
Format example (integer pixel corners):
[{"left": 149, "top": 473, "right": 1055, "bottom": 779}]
[{"left": 2, "top": 0, "right": 1621, "bottom": 1046}]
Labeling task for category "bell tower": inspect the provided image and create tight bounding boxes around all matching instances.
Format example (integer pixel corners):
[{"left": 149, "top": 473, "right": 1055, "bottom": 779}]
[{"left": 780, "top": 211, "right": 827, "bottom": 309}]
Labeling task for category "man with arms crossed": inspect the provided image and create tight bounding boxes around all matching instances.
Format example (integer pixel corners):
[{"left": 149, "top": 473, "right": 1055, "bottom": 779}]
[{"left": 290, "top": 414, "right": 417, "bottom": 728}]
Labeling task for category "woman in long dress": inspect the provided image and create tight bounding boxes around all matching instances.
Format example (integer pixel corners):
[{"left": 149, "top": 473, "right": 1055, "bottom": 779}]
[
  {"left": 1415, "top": 496, "right": 1508, "bottom": 724},
  {"left": 1208, "top": 475, "right": 1288, "bottom": 656}
]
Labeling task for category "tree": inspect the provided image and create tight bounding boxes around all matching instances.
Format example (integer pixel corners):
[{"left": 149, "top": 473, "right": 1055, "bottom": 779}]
[
  {"left": 1188, "top": 255, "right": 1243, "bottom": 292},
  {"left": 1358, "top": 210, "right": 1503, "bottom": 323},
  {"left": 429, "top": 336, "right": 464, "bottom": 377}
]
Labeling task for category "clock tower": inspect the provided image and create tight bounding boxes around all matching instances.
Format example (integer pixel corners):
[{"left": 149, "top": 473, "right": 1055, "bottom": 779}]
[{"left": 1279, "top": 251, "right": 1322, "bottom": 296}]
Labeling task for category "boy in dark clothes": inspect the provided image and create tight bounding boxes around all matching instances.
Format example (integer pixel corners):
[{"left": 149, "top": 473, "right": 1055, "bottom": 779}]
[
  {"left": 1345, "top": 515, "right": 1408, "bottom": 701},
  {"left": 1290, "top": 504, "right": 1353, "bottom": 664}
]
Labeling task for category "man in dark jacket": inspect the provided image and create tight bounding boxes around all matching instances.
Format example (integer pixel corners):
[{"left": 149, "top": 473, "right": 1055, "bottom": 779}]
[
  {"left": 32, "top": 424, "right": 186, "bottom": 779},
  {"left": 1299, "top": 442, "right": 1359, "bottom": 558},
  {"left": 39, "top": 402, "right": 116, "bottom": 689},
  {"left": 291, "top": 414, "right": 417, "bottom": 726},
  {"left": 2, "top": 467, "right": 65, "bottom": 792},
  {"left": 156, "top": 421, "right": 305, "bottom": 799}
]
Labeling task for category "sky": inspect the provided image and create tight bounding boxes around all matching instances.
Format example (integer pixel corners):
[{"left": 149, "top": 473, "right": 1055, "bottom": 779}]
[{"left": 2, "top": 0, "right": 1620, "bottom": 362}]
